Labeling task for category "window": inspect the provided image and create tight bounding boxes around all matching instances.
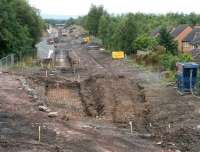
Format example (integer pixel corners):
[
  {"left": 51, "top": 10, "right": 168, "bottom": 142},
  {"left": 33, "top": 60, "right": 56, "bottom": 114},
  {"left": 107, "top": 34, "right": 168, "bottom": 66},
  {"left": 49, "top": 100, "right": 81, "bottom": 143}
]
[{"left": 184, "top": 42, "right": 189, "bottom": 48}]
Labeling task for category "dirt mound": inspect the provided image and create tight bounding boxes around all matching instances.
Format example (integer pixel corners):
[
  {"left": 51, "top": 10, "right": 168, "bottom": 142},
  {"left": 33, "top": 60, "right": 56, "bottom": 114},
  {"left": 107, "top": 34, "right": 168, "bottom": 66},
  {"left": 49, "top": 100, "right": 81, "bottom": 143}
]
[
  {"left": 143, "top": 86, "right": 200, "bottom": 151},
  {"left": 80, "top": 74, "right": 147, "bottom": 126},
  {"left": 161, "top": 127, "right": 200, "bottom": 152},
  {"left": 0, "top": 112, "right": 57, "bottom": 152}
]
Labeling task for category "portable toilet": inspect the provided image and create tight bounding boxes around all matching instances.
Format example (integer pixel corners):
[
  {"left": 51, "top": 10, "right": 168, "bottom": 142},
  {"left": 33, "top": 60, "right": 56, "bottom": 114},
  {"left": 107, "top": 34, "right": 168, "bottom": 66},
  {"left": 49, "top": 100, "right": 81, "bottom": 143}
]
[{"left": 176, "top": 62, "right": 199, "bottom": 93}]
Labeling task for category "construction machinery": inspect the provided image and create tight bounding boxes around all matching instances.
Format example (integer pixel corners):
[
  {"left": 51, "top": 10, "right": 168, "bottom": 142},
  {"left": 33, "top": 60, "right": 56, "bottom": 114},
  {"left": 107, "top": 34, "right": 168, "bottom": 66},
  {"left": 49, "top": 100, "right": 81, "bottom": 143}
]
[{"left": 82, "top": 36, "right": 91, "bottom": 44}]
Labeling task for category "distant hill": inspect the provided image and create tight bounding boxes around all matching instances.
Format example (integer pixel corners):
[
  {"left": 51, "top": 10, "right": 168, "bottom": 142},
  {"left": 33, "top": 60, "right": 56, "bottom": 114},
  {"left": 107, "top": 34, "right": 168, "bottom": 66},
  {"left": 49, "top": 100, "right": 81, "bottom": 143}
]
[
  {"left": 41, "top": 14, "right": 78, "bottom": 20},
  {"left": 44, "top": 18, "right": 66, "bottom": 26}
]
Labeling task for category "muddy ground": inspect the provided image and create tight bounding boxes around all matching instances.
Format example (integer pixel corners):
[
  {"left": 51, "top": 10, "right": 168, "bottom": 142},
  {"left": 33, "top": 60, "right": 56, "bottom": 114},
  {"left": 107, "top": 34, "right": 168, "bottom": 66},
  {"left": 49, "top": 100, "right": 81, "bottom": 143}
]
[
  {"left": 1, "top": 25, "right": 200, "bottom": 152},
  {"left": 0, "top": 73, "right": 162, "bottom": 152}
]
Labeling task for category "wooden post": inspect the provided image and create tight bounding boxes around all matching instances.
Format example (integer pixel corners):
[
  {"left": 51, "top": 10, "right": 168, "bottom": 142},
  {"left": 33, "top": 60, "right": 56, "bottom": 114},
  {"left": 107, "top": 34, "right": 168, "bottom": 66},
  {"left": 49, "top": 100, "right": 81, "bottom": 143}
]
[
  {"left": 38, "top": 126, "right": 41, "bottom": 142},
  {"left": 129, "top": 121, "right": 133, "bottom": 134},
  {"left": 45, "top": 70, "right": 48, "bottom": 77},
  {"left": 11, "top": 54, "right": 14, "bottom": 65}
]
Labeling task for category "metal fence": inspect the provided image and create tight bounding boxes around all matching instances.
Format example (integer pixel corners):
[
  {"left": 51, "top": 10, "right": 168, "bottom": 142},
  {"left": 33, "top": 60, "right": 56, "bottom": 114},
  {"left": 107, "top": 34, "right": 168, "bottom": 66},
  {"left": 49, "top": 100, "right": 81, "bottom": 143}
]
[
  {"left": 0, "top": 53, "right": 39, "bottom": 76},
  {"left": 0, "top": 54, "right": 15, "bottom": 72}
]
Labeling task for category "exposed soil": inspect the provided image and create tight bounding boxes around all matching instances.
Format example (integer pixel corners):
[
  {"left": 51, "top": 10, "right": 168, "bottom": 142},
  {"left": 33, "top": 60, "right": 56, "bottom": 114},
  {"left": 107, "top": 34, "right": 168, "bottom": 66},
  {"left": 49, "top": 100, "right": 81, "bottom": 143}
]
[
  {"left": 79, "top": 74, "right": 146, "bottom": 126},
  {"left": 0, "top": 73, "right": 162, "bottom": 152},
  {"left": 1, "top": 25, "right": 200, "bottom": 152},
  {"left": 144, "top": 85, "right": 200, "bottom": 151}
]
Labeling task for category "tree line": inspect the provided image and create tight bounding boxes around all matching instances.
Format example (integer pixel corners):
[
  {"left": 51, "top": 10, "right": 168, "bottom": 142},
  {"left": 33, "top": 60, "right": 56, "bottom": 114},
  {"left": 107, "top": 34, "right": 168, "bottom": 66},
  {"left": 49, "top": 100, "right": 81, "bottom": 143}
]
[
  {"left": 45, "top": 19, "right": 66, "bottom": 26},
  {"left": 68, "top": 5, "right": 200, "bottom": 55},
  {"left": 0, "top": 0, "right": 46, "bottom": 58}
]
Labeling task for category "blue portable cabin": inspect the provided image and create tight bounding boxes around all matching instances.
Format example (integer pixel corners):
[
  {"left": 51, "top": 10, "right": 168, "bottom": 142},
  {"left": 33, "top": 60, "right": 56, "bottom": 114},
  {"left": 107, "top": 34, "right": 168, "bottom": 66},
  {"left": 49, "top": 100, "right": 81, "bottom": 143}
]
[{"left": 176, "top": 62, "right": 199, "bottom": 93}]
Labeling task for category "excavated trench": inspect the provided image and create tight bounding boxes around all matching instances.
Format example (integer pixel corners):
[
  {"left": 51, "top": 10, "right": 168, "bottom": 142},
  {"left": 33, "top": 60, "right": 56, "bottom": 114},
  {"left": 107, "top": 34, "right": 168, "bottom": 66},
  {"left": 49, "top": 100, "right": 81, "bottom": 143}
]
[
  {"left": 79, "top": 74, "right": 147, "bottom": 125},
  {"left": 32, "top": 48, "right": 200, "bottom": 151},
  {"left": 22, "top": 26, "right": 200, "bottom": 151},
  {"left": 4, "top": 26, "right": 200, "bottom": 151},
  {"left": 31, "top": 74, "right": 148, "bottom": 123},
  {"left": 28, "top": 49, "right": 150, "bottom": 132}
]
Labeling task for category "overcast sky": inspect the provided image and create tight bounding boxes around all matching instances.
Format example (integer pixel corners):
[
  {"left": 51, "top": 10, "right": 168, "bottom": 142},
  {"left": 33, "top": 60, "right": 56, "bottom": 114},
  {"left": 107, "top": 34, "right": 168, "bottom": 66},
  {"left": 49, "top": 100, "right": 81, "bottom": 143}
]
[{"left": 28, "top": 0, "right": 200, "bottom": 18}]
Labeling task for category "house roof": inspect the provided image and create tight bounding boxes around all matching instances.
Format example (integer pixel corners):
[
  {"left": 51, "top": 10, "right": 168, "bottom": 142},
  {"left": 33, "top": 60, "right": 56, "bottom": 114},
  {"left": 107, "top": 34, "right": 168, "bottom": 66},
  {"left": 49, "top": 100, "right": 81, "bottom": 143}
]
[
  {"left": 183, "top": 28, "right": 200, "bottom": 43},
  {"left": 150, "top": 27, "right": 173, "bottom": 37},
  {"left": 170, "top": 24, "right": 189, "bottom": 38},
  {"left": 150, "top": 27, "right": 161, "bottom": 37},
  {"left": 192, "top": 49, "right": 200, "bottom": 64}
]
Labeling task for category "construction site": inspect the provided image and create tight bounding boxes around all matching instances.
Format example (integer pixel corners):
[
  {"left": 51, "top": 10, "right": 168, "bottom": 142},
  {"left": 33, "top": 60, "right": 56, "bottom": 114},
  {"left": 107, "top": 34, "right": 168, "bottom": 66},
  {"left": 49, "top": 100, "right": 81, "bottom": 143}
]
[{"left": 0, "top": 24, "right": 200, "bottom": 152}]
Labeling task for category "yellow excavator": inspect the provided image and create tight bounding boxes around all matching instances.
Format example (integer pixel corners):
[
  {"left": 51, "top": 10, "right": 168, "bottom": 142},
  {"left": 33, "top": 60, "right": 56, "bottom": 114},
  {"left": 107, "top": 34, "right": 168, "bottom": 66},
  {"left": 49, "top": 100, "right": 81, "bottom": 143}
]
[{"left": 83, "top": 36, "right": 91, "bottom": 44}]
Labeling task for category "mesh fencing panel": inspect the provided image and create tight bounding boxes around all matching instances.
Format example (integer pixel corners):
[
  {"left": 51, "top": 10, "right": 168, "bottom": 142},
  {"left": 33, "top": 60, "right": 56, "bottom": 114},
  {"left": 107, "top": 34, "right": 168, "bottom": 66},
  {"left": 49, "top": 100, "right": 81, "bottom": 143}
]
[{"left": 0, "top": 54, "right": 14, "bottom": 72}]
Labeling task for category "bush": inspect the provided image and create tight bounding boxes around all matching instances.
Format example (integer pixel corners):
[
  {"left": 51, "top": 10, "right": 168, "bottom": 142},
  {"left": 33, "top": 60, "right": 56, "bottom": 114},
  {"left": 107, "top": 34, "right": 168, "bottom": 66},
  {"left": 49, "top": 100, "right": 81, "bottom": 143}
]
[
  {"left": 178, "top": 54, "right": 192, "bottom": 62},
  {"left": 133, "top": 34, "right": 158, "bottom": 51},
  {"left": 159, "top": 53, "right": 178, "bottom": 70},
  {"left": 159, "top": 53, "right": 192, "bottom": 70}
]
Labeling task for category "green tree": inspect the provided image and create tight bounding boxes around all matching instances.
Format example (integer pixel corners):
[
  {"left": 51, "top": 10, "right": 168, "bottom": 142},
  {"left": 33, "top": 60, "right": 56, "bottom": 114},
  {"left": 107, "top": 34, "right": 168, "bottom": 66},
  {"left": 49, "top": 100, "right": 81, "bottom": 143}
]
[
  {"left": 14, "top": 0, "right": 45, "bottom": 45},
  {"left": 159, "top": 27, "right": 178, "bottom": 55},
  {"left": 86, "top": 5, "right": 105, "bottom": 36},
  {"left": 65, "top": 18, "right": 75, "bottom": 27},
  {"left": 0, "top": 0, "right": 44, "bottom": 57},
  {"left": 98, "top": 14, "right": 110, "bottom": 44},
  {"left": 187, "top": 13, "right": 200, "bottom": 25},
  {"left": 99, "top": 16, "right": 119, "bottom": 49},
  {"left": 75, "top": 16, "right": 88, "bottom": 28},
  {"left": 76, "top": 5, "right": 200, "bottom": 55},
  {"left": 113, "top": 14, "right": 139, "bottom": 54},
  {"left": 133, "top": 34, "right": 158, "bottom": 51},
  {"left": 0, "top": 0, "right": 32, "bottom": 57}
]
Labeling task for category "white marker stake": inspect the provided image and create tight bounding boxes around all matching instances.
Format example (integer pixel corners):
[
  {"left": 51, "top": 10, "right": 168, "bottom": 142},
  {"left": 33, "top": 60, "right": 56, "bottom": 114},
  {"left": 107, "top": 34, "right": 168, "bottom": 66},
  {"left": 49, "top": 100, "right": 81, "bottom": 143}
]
[
  {"left": 77, "top": 73, "right": 80, "bottom": 82},
  {"left": 129, "top": 121, "right": 133, "bottom": 134},
  {"left": 38, "top": 126, "right": 41, "bottom": 142}
]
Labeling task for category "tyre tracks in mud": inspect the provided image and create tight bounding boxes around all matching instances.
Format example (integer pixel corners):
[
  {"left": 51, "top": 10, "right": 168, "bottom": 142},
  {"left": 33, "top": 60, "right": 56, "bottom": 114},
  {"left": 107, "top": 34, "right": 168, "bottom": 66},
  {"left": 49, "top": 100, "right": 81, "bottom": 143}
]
[
  {"left": 65, "top": 34, "right": 200, "bottom": 151},
  {"left": 58, "top": 38, "right": 153, "bottom": 130},
  {"left": 0, "top": 73, "right": 163, "bottom": 152},
  {"left": 18, "top": 25, "right": 200, "bottom": 152}
]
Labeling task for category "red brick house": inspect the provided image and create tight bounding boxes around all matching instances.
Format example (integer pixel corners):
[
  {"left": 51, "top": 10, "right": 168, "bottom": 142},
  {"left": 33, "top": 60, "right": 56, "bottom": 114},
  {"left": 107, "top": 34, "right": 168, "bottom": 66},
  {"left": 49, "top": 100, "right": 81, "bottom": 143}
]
[
  {"left": 182, "top": 27, "right": 200, "bottom": 53},
  {"left": 151, "top": 25, "right": 200, "bottom": 62},
  {"left": 151, "top": 25, "right": 193, "bottom": 52},
  {"left": 170, "top": 25, "right": 193, "bottom": 52}
]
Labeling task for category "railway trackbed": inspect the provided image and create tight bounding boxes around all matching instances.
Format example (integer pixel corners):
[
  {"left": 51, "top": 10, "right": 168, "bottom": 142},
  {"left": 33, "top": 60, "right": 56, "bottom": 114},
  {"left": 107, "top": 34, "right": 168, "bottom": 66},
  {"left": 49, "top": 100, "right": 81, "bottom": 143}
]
[{"left": 1, "top": 25, "right": 200, "bottom": 152}]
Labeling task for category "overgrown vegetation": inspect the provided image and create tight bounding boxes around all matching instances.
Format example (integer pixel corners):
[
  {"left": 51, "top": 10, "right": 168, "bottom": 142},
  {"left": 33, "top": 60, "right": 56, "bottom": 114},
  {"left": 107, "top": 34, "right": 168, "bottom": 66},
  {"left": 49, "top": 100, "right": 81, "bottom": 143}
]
[
  {"left": 135, "top": 48, "right": 192, "bottom": 70},
  {"left": 133, "top": 34, "right": 158, "bottom": 51},
  {"left": 0, "top": 0, "right": 45, "bottom": 58},
  {"left": 160, "top": 53, "right": 192, "bottom": 70},
  {"left": 72, "top": 5, "right": 200, "bottom": 54},
  {"left": 68, "top": 5, "right": 200, "bottom": 71},
  {"left": 158, "top": 27, "right": 178, "bottom": 55}
]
